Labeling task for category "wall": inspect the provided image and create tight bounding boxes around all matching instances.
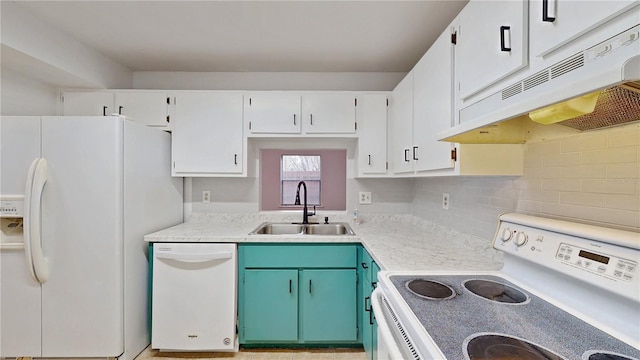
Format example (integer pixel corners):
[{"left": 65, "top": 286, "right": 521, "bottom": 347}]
[
  {"left": 133, "top": 71, "right": 404, "bottom": 91},
  {"left": 1, "top": 2, "right": 132, "bottom": 89},
  {"left": 1, "top": 69, "right": 59, "bottom": 115},
  {"left": 412, "top": 123, "right": 640, "bottom": 241}
]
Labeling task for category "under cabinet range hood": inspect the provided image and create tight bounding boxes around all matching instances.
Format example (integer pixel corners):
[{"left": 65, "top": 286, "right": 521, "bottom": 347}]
[{"left": 440, "top": 24, "right": 640, "bottom": 144}]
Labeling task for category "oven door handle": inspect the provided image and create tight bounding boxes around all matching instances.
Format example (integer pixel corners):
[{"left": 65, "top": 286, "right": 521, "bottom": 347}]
[{"left": 371, "top": 288, "right": 406, "bottom": 360}]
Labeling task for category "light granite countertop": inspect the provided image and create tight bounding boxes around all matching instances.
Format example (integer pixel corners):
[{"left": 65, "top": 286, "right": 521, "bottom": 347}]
[{"left": 145, "top": 213, "right": 504, "bottom": 271}]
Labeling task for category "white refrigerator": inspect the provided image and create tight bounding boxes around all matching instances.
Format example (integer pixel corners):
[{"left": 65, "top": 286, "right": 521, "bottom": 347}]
[{"left": 0, "top": 116, "right": 183, "bottom": 359}]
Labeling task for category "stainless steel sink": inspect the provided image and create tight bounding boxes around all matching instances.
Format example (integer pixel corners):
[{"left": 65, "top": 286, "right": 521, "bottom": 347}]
[
  {"left": 250, "top": 223, "right": 305, "bottom": 235},
  {"left": 249, "top": 222, "right": 355, "bottom": 236}
]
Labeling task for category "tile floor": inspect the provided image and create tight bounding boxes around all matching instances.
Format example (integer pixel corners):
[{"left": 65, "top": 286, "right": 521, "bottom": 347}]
[{"left": 136, "top": 346, "right": 367, "bottom": 360}]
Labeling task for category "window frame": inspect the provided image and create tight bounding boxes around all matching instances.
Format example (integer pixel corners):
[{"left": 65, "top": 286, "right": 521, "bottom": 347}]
[
  {"left": 260, "top": 149, "right": 347, "bottom": 211},
  {"left": 280, "top": 154, "right": 322, "bottom": 207}
]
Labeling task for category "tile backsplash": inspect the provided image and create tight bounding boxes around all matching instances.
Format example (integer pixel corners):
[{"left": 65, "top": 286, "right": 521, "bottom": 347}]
[
  {"left": 412, "top": 123, "right": 639, "bottom": 240},
  {"left": 189, "top": 123, "right": 639, "bottom": 241}
]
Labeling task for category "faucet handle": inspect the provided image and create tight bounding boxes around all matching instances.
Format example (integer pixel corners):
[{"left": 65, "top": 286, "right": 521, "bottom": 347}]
[
  {"left": 310, "top": 205, "right": 316, "bottom": 217},
  {"left": 324, "top": 216, "right": 329, "bottom": 224}
]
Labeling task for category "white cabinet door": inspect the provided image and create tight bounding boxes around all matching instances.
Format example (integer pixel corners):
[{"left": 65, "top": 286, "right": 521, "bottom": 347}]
[
  {"left": 529, "top": 0, "right": 639, "bottom": 58},
  {"left": 456, "top": 0, "right": 528, "bottom": 100},
  {"left": 172, "top": 92, "right": 244, "bottom": 175},
  {"left": 356, "top": 94, "right": 388, "bottom": 176},
  {"left": 62, "top": 92, "right": 114, "bottom": 116},
  {"left": 245, "top": 92, "right": 301, "bottom": 134},
  {"left": 115, "top": 92, "right": 169, "bottom": 127},
  {"left": 413, "top": 30, "right": 455, "bottom": 173},
  {"left": 388, "top": 74, "right": 414, "bottom": 174},
  {"left": 302, "top": 93, "right": 357, "bottom": 134}
]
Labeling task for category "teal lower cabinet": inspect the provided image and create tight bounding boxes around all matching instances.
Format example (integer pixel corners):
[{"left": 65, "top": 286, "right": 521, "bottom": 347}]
[
  {"left": 300, "top": 269, "right": 358, "bottom": 342},
  {"left": 238, "top": 244, "right": 359, "bottom": 345},
  {"left": 243, "top": 269, "right": 299, "bottom": 342},
  {"left": 360, "top": 248, "right": 380, "bottom": 360}
]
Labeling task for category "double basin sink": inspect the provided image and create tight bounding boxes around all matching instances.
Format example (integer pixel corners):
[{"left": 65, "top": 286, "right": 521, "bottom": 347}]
[{"left": 250, "top": 222, "right": 355, "bottom": 236}]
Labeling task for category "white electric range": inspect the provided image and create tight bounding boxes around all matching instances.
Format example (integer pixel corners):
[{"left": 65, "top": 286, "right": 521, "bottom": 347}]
[{"left": 372, "top": 213, "right": 640, "bottom": 360}]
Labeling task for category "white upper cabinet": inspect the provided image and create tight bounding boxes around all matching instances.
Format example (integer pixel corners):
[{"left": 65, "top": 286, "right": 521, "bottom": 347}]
[
  {"left": 63, "top": 91, "right": 170, "bottom": 128},
  {"left": 412, "top": 30, "right": 455, "bottom": 173},
  {"left": 455, "top": 0, "right": 528, "bottom": 100},
  {"left": 172, "top": 92, "right": 244, "bottom": 176},
  {"left": 356, "top": 94, "right": 388, "bottom": 176},
  {"left": 302, "top": 93, "right": 357, "bottom": 134},
  {"left": 245, "top": 92, "right": 302, "bottom": 134},
  {"left": 62, "top": 92, "right": 114, "bottom": 116},
  {"left": 388, "top": 73, "right": 414, "bottom": 175},
  {"left": 529, "top": 0, "right": 639, "bottom": 61},
  {"left": 114, "top": 92, "right": 170, "bottom": 127}
]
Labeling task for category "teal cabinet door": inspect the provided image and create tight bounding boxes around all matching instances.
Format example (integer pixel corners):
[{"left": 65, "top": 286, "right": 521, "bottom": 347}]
[
  {"left": 300, "top": 269, "right": 358, "bottom": 342},
  {"left": 243, "top": 269, "right": 298, "bottom": 342},
  {"left": 371, "top": 262, "right": 380, "bottom": 360},
  {"left": 361, "top": 249, "right": 380, "bottom": 360}
]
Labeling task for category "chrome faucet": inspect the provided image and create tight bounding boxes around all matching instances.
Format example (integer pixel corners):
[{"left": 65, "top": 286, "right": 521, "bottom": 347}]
[{"left": 294, "top": 181, "right": 316, "bottom": 224}]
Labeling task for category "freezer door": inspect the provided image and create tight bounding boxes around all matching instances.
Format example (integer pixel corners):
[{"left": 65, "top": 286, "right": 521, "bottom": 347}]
[
  {"left": 0, "top": 116, "right": 41, "bottom": 196},
  {"left": 0, "top": 116, "right": 42, "bottom": 357},
  {"left": 40, "top": 116, "right": 124, "bottom": 357}
]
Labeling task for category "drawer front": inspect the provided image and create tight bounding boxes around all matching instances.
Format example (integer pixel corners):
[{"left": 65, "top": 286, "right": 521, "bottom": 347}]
[{"left": 241, "top": 244, "right": 357, "bottom": 268}]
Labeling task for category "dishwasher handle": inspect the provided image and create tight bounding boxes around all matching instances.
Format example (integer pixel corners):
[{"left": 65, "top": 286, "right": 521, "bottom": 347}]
[{"left": 155, "top": 251, "right": 233, "bottom": 263}]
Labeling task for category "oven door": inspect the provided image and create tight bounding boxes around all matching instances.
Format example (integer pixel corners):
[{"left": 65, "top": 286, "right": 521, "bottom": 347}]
[{"left": 371, "top": 288, "right": 418, "bottom": 360}]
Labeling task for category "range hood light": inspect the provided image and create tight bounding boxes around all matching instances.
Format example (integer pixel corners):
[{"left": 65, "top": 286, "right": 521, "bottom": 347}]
[{"left": 528, "top": 91, "right": 600, "bottom": 125}]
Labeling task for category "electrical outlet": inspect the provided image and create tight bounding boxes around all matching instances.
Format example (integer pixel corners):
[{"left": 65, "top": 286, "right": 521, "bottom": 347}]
[
  {"left": 442, "top": 193, "right": 450, "bottom": 210},
  {"left": 359, "top": 192, "right": 372, "bottom": 205},
  {"left": 202, "top": 190, "right": 211, "bottom": 203}
]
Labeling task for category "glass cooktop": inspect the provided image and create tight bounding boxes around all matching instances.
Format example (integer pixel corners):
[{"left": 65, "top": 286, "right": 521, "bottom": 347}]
[{"left": 388, "top": 274, "right": 640, "bottom": 360}]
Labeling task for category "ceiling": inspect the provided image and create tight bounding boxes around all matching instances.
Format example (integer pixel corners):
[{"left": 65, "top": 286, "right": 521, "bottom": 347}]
[{"left": 13, "top": 0, "right": 468, "bottom": 73}]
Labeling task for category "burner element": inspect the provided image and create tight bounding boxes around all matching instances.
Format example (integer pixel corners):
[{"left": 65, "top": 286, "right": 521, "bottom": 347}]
[
  {"left": 585, "top": 351, "right": 640, "bottom": 360},
  {"left": 465, "top": 333, "right": 567, "bottom": 360},
  {"left": 405, "top": 279, "right": 455, "bottom": 300},
  {"left": 463, "top": 279, "right": 528, "bottom": 304}
]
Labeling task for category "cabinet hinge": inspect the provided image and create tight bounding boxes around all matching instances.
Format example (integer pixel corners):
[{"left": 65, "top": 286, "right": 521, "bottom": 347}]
[
  {"left": 61, "top": 95, "right": 65, "bottom": 103},
  {"left": 386, "top": 162, "right": 389, "bottom": 170},
  {"left": 386, "top": 98, "right": 389, "bottom": 107},
  {"left": 249, "top": 121, "right": 252, "bottom": 130},
  {"left": 451, "top": 31, "right": 457, "bottom": 45},
  {"left": 451, "top": 148, "right": 457, "bottom": 161},
  {"left": 173, "top": 161, "right": 176, "bottom": 169},
  {"left": 356, "top": 326, "right": 359, "bottom": 338},
  {"left": 354, "top": 98, "right": 357, "bottom": 107},
  {"left": 166, "top": 97, "right": 170, "bottom": 105},
  {"left": 174, "top": 97, "right": 177, "bottom": 105},
  {"left": 166, "top": 115, "right": 170, "bottom": 123},
  {"left": 249, "top": 98, "right": 252, "bottom": 106},
  {"left": 355, "top": 122, "right": 358, "bottom": 131}
]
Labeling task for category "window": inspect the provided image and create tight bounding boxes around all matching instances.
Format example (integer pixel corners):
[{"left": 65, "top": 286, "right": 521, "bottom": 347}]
[
  {"left": 281, "top": 155, "right": 321, "bottom": 205},
  {"left": 261, "top": 149, "right": 346, "bottom": 211}
]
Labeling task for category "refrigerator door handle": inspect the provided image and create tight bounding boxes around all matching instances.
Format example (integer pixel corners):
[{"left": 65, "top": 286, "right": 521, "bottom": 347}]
[{"left": 24, "top": 157, "right": 49, "bottom": 284}]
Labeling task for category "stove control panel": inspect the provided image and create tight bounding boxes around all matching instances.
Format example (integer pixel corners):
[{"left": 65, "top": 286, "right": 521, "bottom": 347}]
[
  {"left": 494, "top": 213, "right": 639, "bottom": 301},
  {"left": 556, "top": 243, "right": 637, "bottom": 282}
]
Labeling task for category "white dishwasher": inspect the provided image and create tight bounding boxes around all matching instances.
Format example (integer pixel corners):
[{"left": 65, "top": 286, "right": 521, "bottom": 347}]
[{"left": 152, "top": 243, "right": 237, "bottom": 352}]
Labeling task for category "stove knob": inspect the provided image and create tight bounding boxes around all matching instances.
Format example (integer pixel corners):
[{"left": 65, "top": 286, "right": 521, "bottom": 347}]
[
  {"left": 514, "top": 232, "right": 528, "bottom": 247},
  {"left": 500, "top": 228, "right": 513, "bottom": 242}
]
